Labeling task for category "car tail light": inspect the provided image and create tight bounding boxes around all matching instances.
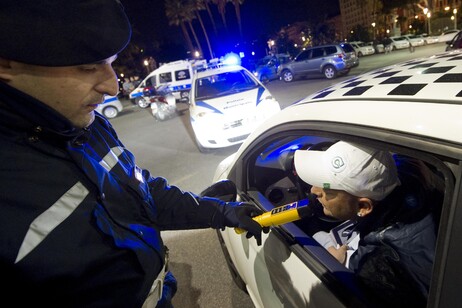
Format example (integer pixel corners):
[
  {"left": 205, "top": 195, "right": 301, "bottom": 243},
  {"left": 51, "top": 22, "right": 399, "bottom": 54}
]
[{"left": 337, "top": 53, "right": 344, "bottom": 59}]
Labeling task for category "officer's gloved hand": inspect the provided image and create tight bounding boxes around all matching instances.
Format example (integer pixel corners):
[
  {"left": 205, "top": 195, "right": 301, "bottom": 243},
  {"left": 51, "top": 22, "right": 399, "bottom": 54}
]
[{"left": 213, "top": 202, "right": 268, "bottom": 245}]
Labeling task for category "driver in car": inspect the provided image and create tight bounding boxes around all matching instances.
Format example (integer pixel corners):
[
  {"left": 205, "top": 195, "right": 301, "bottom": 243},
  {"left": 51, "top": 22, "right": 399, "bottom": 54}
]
[{"left": 293, "top": 141, "right": 439, "bottom": 308}]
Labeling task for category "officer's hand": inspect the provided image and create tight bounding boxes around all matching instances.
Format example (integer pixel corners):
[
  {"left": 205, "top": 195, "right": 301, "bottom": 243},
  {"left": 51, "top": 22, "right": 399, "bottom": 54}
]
[{"left": 222, "top": 202, "right": 268, "bottom": 245}]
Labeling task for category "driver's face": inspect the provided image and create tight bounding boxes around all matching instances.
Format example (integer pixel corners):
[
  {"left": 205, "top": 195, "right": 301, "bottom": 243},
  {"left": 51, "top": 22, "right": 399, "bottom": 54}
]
[{"left": 310, "top": 186, "right": 359, "bottom": 221}]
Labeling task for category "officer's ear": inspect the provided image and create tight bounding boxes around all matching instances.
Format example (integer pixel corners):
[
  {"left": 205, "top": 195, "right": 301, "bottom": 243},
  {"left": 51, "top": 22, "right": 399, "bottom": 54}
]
[{"left": 0, "top": 57, "right": 13, "bottom": 81}]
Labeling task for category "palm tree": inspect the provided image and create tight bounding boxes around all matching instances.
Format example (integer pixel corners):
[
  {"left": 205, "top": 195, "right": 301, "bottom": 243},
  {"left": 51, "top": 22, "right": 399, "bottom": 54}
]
[
  {"left": 203, "top": 0, "right": 219, "bottom": 35},
  {"left": 212, "top": 0, "right": 228, "bottom": 30},
  {"left": 181, "top": 1, "right": 204, "bottom": 58},
  {"left": 165, "top": 0, "right": 195, "bottom": 56},
  {"left": 193, "top": 0, "right": 215, "bottom": 59},
  {"left": 230, "top": 0, "right": 245, "bottom": 39}
]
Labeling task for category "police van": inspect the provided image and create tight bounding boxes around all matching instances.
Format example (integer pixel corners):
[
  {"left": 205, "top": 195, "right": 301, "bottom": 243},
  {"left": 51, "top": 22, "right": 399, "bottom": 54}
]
[{"left": 129, "top": 60, "right": 195, "bottom": 108}]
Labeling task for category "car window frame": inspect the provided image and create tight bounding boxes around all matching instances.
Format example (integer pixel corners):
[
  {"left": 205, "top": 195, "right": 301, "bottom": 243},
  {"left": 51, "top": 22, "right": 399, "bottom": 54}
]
[
  {"left": 226, "top": 120, "right": 459, "bottom": 308},
  {"left": 296, "top": 50, "right": 310, "bottom": 61},
  {"left": 311, "top": 47, "right": 325, "bottom": 59}
]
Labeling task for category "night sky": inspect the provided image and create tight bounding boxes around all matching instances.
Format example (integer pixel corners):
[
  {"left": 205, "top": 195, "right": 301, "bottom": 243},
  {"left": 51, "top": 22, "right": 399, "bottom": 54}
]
[{"left": 120, "top": 0, "right": 340, "bottom": 62}]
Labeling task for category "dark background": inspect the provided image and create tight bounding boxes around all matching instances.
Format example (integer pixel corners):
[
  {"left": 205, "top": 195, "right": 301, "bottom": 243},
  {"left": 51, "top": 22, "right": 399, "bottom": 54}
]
[{"left": 118, "top": 0, "right": 340, "bottom": 72}]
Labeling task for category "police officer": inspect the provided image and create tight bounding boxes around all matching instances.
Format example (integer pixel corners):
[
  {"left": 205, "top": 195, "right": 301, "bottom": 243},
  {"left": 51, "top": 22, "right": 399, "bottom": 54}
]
[{"left": 0, "top": 1, "right": 264, "bottom": 307}]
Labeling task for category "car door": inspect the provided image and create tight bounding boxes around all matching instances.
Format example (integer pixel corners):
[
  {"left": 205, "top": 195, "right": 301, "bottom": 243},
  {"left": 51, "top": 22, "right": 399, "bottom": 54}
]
[
  {"left": 446, "top": 31, "right": 462, "bottom": 51},
  {"left": 305, "top": 47, "right": 325, "bottom": 75},
  {"left": 219, "top": 120, "right": 460, "bottom": 308},
  {"left": 291, "top": 49, "right": 311, "bottom": 75}
]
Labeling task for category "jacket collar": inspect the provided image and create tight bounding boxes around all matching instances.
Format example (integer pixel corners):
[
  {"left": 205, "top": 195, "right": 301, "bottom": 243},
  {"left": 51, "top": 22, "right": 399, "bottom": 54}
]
[{"left": 0, "top": 81, "right": 83, "bottom": 139}]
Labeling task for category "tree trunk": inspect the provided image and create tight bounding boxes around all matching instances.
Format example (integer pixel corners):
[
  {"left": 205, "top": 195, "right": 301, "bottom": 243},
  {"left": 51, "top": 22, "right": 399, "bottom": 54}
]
[
  {"left": 232, "top": 0, "right": 243, "bottom": 39},
  {"left": 188, "top": 21, "right": 204, "bottom": 57},
  {"left": 205, "top": 1, "right": 218, "bottom": 35},
  {"left": 196, "top": 12, "right": 214, "bottom": 59},
  {"left": 181, "top": 22, "right": 195, "bottom": 55}
]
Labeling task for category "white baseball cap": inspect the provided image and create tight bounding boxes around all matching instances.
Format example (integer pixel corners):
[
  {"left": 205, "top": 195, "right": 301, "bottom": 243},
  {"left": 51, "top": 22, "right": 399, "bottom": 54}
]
[{"left": 294, "top": 141, "right": 400, "bottom": 201}]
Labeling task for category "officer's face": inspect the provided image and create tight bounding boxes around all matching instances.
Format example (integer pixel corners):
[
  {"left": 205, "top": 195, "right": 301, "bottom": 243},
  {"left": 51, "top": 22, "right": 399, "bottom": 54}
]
[{"left": 3, "top": 55, "right": 119, "bottom": 128}]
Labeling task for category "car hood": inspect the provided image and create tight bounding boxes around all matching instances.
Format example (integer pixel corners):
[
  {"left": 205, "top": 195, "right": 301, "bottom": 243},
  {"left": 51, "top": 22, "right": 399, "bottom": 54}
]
[{"left": 192, "top": 86, "right": 268, "bottom": 115}]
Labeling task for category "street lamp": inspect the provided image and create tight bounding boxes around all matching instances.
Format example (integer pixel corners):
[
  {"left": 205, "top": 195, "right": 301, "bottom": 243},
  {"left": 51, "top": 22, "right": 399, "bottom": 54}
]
[
  {"left": 371, "top": 22, "right": 376, "bottom": 40},
  {"left": 427, "top": 12, "right": 431, "bottom": 34},
  {"left": 454, "top": 9, "right": 458, "bottom": 30},
  {"left": 143, "top": 59, "right": 149, "bottom": 74}
]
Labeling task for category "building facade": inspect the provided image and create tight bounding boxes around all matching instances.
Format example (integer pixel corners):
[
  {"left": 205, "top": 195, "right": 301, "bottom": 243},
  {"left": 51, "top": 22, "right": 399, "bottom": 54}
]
[{"left": 339, "top": 0, "right": 461, "bottom": 40}]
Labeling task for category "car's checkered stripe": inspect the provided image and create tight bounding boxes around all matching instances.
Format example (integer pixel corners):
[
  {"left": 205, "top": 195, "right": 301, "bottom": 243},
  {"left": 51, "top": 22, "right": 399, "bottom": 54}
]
[{"left": 308, "top": 51, "right": 462, "bottom": 101}]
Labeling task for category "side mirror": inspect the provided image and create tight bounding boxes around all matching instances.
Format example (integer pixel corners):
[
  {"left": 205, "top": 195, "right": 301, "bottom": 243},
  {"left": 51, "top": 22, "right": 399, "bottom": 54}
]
[{"left": 200, "top": 179, "right": 237, "bottom": 202}]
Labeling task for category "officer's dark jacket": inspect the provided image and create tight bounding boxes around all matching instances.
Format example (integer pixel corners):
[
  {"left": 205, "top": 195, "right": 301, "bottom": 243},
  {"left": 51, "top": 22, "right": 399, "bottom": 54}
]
[{"left": 0, "top": 82, "right": 223, "bottom": 307}]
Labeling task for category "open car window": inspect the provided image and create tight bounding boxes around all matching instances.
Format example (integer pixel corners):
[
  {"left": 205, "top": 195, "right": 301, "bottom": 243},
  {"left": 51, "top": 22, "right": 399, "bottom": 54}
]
[{"left": 235, "top": 130, "right": 454, "bottom": 307}]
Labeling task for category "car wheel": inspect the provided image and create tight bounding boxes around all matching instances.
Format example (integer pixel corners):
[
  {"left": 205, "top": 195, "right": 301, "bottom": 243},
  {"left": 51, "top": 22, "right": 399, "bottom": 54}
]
[
  {"left": 260, "top": 75, "right": 269, "bottom": 84},
  {"left": 102, "top": 106, "right": 118, "bottom": 119},
  {"left": 323, "top": 65, "right": 337, "bottom": 79},
  {"left": 136, "top": 96, "right": 150, "bottom": 109},
  {"left": 216, "top": 230, "right": 248, "bottom": 293},
  {"left": 358, "top": 51, "right": 363, "bottom": 57},
  {"left": 281, "top": 69, "right": 294, "bottom": 82}
]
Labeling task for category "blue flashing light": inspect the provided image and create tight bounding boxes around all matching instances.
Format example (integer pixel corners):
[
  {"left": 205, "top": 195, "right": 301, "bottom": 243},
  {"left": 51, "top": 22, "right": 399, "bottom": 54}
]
[{"left": 222, "top": 52, "right": 241, "bottom": 66}]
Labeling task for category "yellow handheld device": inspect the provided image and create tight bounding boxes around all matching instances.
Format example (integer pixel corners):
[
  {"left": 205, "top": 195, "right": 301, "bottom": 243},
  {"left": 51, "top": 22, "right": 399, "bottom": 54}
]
[{"left": 235, "top": 198, "right": 313, "bottom": 234}]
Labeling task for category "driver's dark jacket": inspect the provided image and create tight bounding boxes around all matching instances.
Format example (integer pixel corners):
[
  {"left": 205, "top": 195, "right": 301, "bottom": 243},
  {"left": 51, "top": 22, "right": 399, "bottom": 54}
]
[
  {"left": 348, "top": 156, "right": 440, "bottom": 308},
  {"left": 0, "top": 82, "right": 224, "bottom": 307}
]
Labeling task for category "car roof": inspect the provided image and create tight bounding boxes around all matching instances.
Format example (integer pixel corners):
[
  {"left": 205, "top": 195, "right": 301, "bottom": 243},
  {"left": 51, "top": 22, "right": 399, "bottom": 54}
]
[
  {"left": 194, "top": 64, "right": 247, "bottom": 79},
  {"left": 442, "top": 29, "right": 459, "bottom": 34},
  {"left": 303, "top": 50, "right": 462, "bottom": 103},
  {"left": 241, "top": 49, "right": 462, "bottom": 147}
]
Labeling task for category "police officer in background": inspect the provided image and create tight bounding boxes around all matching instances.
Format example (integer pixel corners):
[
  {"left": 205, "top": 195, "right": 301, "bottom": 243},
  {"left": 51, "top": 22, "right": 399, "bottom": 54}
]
[{"left": 0, "top": 1, "right": 264, "bottom": 307}]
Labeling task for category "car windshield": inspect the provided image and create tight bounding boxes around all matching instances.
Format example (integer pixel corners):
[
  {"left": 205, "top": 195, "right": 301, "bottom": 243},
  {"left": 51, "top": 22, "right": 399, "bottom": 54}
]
[{"left": 195, "top": 70, "right": 259, "bottom": 100}]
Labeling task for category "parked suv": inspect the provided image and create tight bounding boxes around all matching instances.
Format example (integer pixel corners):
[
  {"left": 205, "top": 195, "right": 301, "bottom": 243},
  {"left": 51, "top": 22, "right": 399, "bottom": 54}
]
[{"left": 277, "top": 43, "right": 358, "bottom": 82}]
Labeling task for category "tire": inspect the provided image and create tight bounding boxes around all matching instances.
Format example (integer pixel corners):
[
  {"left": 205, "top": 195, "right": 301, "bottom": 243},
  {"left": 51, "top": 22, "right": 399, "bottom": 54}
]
[
  {"left": 136, "top": 96, "right": 150, "bottom": 109},
  {"left": 358, "top": 51, "right": 363, "bottom": 57},
  {"left": 260, "top": 75, "right": 269, "bottom": 84},
  {"left": 102, "top": 106, "right": 118, "bottom": 119},
  {"left": 281, "top": 69, "right": 294, "bottom": 82},
  {"left": 323, "top": 65, "right": 337, "bottom": 79}
]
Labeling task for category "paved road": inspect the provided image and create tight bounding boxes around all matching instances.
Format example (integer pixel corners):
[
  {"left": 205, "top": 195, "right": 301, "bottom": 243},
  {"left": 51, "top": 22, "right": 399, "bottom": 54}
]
[{"left": 111, "top": 42, "right": 446, "bottom": 308}]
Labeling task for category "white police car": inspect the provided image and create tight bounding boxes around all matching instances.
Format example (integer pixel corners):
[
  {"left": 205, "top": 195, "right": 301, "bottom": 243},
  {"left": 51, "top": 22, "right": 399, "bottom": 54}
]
[
  {"left": 212, "top": 50, "right": 462, "bottom": 307},
  {"left": 189, "top": 64, "right": 281, "bottom": 152},
  {"left": 96, "top": 95, "right": 123, "bottom": 119}
]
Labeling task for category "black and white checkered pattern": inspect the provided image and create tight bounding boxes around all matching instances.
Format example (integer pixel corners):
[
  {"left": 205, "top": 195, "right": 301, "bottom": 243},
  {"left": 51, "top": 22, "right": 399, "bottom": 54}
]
[{"left": 306, "top": 50, "right": 462, "bottom": 101}]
